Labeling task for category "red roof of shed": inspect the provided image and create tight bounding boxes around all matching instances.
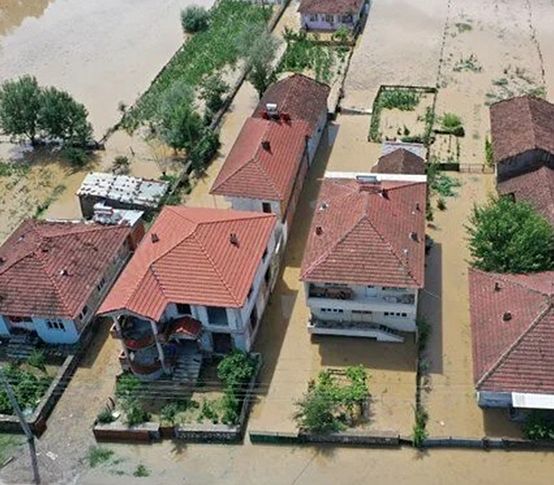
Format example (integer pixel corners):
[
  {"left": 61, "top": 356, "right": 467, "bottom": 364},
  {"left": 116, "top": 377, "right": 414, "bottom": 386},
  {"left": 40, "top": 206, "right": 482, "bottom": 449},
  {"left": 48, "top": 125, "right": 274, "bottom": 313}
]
[
  {"left": 299, "top": 0, "right": 365, "bottom": 15},
  {"left": 99, "top": 206, "right": 276, "bottom": 321},
  {"left": 0, "top": 219, "right": 132, "bottom": 321},
  {"left": 300, "top": 177, "right": 427, "bottom": 288},
  {"left": 469, "top": 269, "right": 554, "bottom": 394}
]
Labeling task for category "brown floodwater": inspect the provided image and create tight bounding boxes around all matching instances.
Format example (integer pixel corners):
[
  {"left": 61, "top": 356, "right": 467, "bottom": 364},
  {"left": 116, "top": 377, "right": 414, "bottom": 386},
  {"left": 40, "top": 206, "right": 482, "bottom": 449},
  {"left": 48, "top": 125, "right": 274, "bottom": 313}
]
[{"left": 0, "top": 0, "right": 215, "bottom": 137}]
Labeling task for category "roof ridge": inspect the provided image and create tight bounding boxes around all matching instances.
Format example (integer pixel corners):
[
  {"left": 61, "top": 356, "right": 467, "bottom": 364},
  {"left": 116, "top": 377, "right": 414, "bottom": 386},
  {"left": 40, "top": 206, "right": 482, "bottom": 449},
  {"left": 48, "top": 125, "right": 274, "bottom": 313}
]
[
  {"left": 489, "top": 270, "right": 554, "bottom": 298},
  {"left": 191, "top": 232, "right": 242, "bottom": 306},
  {"left": 476, "top": 301, "right": 553, "bottom": 389},
  {"left": 35, "top": 250, "right": 74, "bottom": 317}
]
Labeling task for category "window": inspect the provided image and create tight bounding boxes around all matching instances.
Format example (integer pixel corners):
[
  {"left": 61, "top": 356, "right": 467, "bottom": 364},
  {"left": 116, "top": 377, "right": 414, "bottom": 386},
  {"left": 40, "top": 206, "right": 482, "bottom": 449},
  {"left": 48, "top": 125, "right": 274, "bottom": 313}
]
[
  {"left": 247, "top": 287, "right": 254, "bottom": 300},
  {"left": 401, "top": 313, "right": 407, "bottom": 317},
  {"left": 309, "top": 14, "right": 317, "bottom": 21},
  {"left": 7, "top": 316, "right": 32, "bottom": 323},
  {"left": 207, "top": 306, "right": 228, "bottom": 326},
  {"left": 321, "top": 308, "right": 343, "bottom": 313},
  {"left": 59, "top": 322, "right": 65, "bottom": 331},
  {"left": 96, "top": 277, "right": 106, "bottom": 292},
  {"left": 46, "top": 319, "right": 66, "bottom": 331},
  {"left": 342, "top": 14, "right": 353, "bottom": 23},
  {"left": 262, "top": 247, "right": 268, "bottom": 261},
  {"left": 262, "top": 202, "right": 272, "bottom": 214},
  {"left": 325, "top": 14, "right": 334, "bottom": 23},
  {"left": 264, "top": 266, "right": 272, "bottom": 285},
  {"left": 176, "top": 303, "right": 191, "bottom": 315},
  {"left": 79, "top": 306, "right": 89, "bottom": 320},
  {"left": 352, "top": 310, "right": 372, "bottom": 314},
  {"left": 250, "top": 310, "right": 259, "bottom": 333}
]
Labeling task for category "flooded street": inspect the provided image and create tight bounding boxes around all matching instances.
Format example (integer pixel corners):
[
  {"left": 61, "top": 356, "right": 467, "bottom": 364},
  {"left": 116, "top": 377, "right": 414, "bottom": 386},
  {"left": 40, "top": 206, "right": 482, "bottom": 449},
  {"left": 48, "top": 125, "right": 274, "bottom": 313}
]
[{"left": 0, "top": 0, "right": 214, "bottom": 137}]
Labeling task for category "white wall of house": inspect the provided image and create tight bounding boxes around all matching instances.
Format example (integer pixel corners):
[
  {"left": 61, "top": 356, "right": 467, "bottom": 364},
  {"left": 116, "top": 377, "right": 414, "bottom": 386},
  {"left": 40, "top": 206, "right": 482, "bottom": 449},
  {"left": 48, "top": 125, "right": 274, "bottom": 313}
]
[
  {"left": 157, "top": 229, "right": 277, "bottom": 353},
  {"left": 301, "top": 11, "right": 361, "bottom": 31},
  {"left": 33, "top": 318, "right": 80, "bottom": 344},
  {"left": 305, "top": 282, "right": 419, "bottom": 332}
]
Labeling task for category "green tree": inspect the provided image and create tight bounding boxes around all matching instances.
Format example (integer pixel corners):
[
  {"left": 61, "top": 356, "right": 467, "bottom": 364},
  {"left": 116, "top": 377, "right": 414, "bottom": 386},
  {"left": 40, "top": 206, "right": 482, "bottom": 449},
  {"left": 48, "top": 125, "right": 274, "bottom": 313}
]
[
  {"left": 200, "top": 74, "right": 229, "bottom": 113},
  {"left": 181, "top": 5, "right": 210, "bottom": 34},
  {"left": 217, "top": 351, "right": 257, "bottom": 391},
  {"left": 466, "top": 196, "right": 554, "bottom": 273},
  {"left": 0, "top": 75, "right": 42, "bottom": 144},
  {"left": 238, "top": 25, "right": 279, "bottom": 97},
  {"left": 154, "top": 81, "right": 203, "bottom": 152},
  {"left": 38, "top": 87, "right": 93, "bottom": 145},
  {"left": 189, "top": 128, "right": 220, "bottom": 173}
]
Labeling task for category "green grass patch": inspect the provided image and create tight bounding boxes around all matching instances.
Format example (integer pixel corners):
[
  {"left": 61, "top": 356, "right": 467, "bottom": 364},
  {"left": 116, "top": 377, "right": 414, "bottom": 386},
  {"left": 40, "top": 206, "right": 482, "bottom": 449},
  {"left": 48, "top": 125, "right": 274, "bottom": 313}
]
[
  {"left": 133, "top": 464, "right": 150, "bottom": 477},
  {"left": 86, "top": 446, "right": 115, "bottom": 468},
  {"left": 122, "top": 0, "right": 271, "bottom": 130},
  {"left": 379, "top": 89, "right": 420, "bottom": 111},
  {"left": 0, "top": 363, "right": 53, "bottom": 415},
  {"left": 278, "top": 30, "right": 344, "bottom": 83},
  {"left": 0, "top": 434, "right": 23, "bottom": 465}
]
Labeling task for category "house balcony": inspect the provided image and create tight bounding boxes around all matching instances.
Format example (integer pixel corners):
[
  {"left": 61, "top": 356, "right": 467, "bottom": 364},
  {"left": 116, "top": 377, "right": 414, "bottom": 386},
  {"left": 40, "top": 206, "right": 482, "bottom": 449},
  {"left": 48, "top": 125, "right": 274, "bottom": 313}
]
[
  {"left": 307, "top": 285, "right": 416, "bottom": 312},
  {"left": 113, "top": 316, "right": 156, "bottom": 350},
  {"left": 308, "top": 317, "right": 404, "bottom": 342},
  {"left": 120, "top": 345, "right": 165, "bottom": 380}
]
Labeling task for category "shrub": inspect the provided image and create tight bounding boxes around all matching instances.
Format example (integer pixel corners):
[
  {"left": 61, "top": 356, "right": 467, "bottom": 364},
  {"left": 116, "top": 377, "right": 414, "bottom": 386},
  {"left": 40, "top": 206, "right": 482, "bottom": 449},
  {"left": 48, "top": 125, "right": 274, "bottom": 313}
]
[
  {"left": 217, "top": 351, "right": 257, "bottom": 391},
  {"left": 437, "top": 198, "right": 446, "bottom": 211},
  {"left": 524, "top": 411, "right": 554, "bottom": 441},
  {"left": 87, "top": 446, "right": 114, "bottom": 467},
  {"left": 62, "top": 147, "right": 88, "bottom": 168},
  {"left": 27, "top": 349, "right": 46, "bottom": 371},
  {"left": 133, "top": 464, "right": 150, "bottom": 477},
  {"left": 412, "top": 408, "right": 428, "bottom": 448},
  {"left": 188, "top": 128, "right": 220, "bottom": 173},
  {"left": 96, "top": 408, "right": 115, "bottom": 424},
  {"left": 160, "top": 401, "right": 188, "bottom": 425},
  {"left": 484, "top": 136, "right": 494, "bottom": 167},
  {"left": 200, "top": 74, "right": 229, "bottom": 113},
  {"left": 0, "top": 364, "right": 52, "bottom": 414},
  {"left": 332, "top": 26, "right": 350, "bottom": 44},
  {"left": 116, "top": 373, "right": 141, "bottom": 399},
  {"left": 220, "top": 392, "right": 240, "bottom": 425},
  {"left": 112, "top": 155, "right": 130, "bottom": 175},
  {"left": 466, "top": 196, "right": 554, "bottom": 273},
  {"left": 123, "top": 398, "right": 150, "bottom": 427},
  {"left": 181, "top": 5, "right": 210, "bottom": 34},
  {"left": 440, "top": 112, "right": 464, "bottom": 137},
  {"left": 199, "top": 400, "right": 219, "bottom": 423}
]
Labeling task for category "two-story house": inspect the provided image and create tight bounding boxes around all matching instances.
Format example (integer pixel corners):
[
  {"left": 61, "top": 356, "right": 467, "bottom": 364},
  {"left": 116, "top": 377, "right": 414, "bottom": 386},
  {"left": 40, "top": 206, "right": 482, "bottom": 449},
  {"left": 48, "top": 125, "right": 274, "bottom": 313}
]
[
  {"left": 211, "top": 74, "right": 329, "bottom": 246},
  {"left": 300, "top": 172, "right": 427, "bottom": 342},
  {"left": 98, "top": 206, "right": 277, "bottom": 380},
  {"left": 0, "top": 214, "right": 143, "bottom": 344}
]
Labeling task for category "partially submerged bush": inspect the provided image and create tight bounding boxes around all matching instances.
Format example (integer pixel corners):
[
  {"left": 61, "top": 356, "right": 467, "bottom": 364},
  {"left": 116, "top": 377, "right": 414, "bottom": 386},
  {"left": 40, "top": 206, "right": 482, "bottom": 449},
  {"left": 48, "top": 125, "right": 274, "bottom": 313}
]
[
  {"left": 27, "top": 349, "right": 46, "bottom": 372},
  {"left": 217, "top": 351, "right": 257, "bottom": 390},
  {"left": 379, "top": 89, "right": 420, "bottom": 111},
  {"left": 440, "top": 112, "right": 464, "bottom": 137},
  {"left": 87, "top": 446, "right": 114, "bottom": 468},
  {"left": 96, "top": 408, "right": 116, "bottom": 424},
  {"left": 524, "top": 411, "right": 554, "bottom": 441},
  {"left": 181, "top": 5, "right": 210, "bottom": 34}
]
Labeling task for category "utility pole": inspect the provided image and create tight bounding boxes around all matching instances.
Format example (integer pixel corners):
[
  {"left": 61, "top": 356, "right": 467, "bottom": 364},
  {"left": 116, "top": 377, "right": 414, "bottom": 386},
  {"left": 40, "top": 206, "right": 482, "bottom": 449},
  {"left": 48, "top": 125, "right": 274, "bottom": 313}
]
[{"left": 0, "top": 369, "right": 40, "bottom": 484}]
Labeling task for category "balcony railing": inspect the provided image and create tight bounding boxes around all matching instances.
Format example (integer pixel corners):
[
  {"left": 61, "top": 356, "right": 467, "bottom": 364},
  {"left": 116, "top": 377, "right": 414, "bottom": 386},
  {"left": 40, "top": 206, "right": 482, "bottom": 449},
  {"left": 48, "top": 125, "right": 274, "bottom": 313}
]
[
  {"left": 308, "top": 286, "right": 353, "bottom": 300},
  {"left": 308, "top": 285, "right": 415, "bottom": 305}
]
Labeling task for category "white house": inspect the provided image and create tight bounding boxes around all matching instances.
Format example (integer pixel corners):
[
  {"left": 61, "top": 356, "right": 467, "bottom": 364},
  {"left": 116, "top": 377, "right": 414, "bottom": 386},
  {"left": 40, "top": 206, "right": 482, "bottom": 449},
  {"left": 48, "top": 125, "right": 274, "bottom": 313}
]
[
  {"left": 300, "top": 172, "right": 427, "bottom": 342},
  {"left": 211, "top": 74, "right": 329, "bottom": 246},
  {"left": 0, "top": 212, "right": 144, "bottom": 345},
  {"left": 99, "top": 206, "right": 277, "bottom": 380},
  {"left": 299, "top": 0, "right": 367, "bottom": 31}
]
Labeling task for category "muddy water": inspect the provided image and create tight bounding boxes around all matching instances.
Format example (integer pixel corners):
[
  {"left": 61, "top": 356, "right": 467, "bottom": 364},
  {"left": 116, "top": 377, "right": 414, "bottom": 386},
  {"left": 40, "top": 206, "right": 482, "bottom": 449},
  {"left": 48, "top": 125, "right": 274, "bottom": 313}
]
[{"left": 0, "top": 0, "right": 215, "bottom": 137}]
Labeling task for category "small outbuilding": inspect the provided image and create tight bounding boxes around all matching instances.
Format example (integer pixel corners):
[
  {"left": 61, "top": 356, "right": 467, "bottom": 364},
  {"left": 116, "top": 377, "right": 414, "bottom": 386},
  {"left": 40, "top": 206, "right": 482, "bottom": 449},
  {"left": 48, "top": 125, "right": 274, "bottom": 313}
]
[{"left": 298, "top": 0, "right": 366, "bottom": 31}]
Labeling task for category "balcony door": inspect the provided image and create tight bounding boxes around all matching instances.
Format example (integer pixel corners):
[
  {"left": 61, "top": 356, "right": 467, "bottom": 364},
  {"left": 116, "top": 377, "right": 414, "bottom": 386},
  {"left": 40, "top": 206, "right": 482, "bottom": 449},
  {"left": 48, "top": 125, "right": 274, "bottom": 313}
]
[{"left": 212, "top": 332, "right": 233, "bottom": 353}]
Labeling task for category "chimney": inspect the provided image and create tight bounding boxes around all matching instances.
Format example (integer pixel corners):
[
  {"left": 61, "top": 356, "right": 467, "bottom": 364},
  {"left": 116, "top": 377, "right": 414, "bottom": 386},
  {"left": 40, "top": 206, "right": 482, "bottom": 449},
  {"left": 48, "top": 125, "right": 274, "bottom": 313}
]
[
  {"left": 261, "top": 140, "right": 271, "bottom": 151},
  {"left": 230, "top": 233, "right": 239, "bottom": 246},
  {"left": 60, "top": 269, "right": 69, "bottom": 276},
  {"left": 280, "top": 112, "right": 291, "bottom": 123},
  {"left": 151, "top": 233, "right": 159, "bottom": 243},
  {"left": 380, "top": 188, "right": 389, "bottom": 199},
  {"left": 494, "top": 281, "right": 501, "bottom": 292},
  {"left": 0, "top": 257, "right": 6, "bottom": 265},
  {"left": 409, "top": 231, "right": 418, "bottom": 242},
  {"left": 266, "top": 103, "right": 278, "bottom": 117},
  {"left": 415, "top": 202, "right": 421, "bottom": 211},
  {"left": 502, "top": 311, "right": 512, "bottom": 322},
  {"left": 315, "top": 226, "right": 323, "bottom": 236},
  {"left": 262, "top": 110, "right": 270, "bottom": 119}
]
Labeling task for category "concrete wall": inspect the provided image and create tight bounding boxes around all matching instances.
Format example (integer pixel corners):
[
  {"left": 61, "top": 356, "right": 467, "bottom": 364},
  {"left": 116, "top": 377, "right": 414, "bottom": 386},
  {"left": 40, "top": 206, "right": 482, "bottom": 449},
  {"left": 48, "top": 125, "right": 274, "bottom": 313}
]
[
  {"left": 307, "top": 111, "right": 328, "bottom": 163},
  {"left": 477, "top": 391, "right": 512, "bottom": 408}
]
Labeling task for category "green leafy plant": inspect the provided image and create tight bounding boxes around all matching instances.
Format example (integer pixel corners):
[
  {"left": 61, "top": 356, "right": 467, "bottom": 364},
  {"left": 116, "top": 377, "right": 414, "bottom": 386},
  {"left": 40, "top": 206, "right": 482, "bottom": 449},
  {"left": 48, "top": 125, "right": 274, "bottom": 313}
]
[
  {"left": 122, "top": 398, "right": 150, "bottom": 427},
  {"left": 332, "top": 26, "right": 350, "bottom": 45},
  {"left": 188, "top": 127, "right": 220, "bottom": 173},
  {"left": 0, "top": 364, "right": 52, "bottom": 414},
  {"left": 217, "top": 351, "right": 257, "bottom": 391},
  {"left": 96, "top": 408, "right": 115, "bottom": 424},
  {"left": 160, "top": 401, "right": 188, "bottom": 425},
  {"left": 27, "top": 349, "right": 46, "bottom": 372},
  {"left": 220, "top": 392, "right": 240, "bottom": 425},
  {"left": 86, "top": 446, "right": 114, "bottom": 468},
  {"left": 524, "top": 411, "right": 554, "bottom": 441},
  {"left": 379, "top": 89, "right": 420, "bottom": 111},
  {"left": 180, "top": 5, "right": 210, "bottom": 34},
  {"left": 437, "top": 198, "right": 446, "bottom": 211},
  {"left": 484, "top": 136, "right": 493, "bottom": 167},
  {"left": 112, "top": 155, "right": 130, "bottom": 175},
  {"left": 412, "top": 408, "right": 428, "bottom": 448},
  {"left": 439, "top": 112, "right": 464, "bottom": 137},
  {"left": 199, "top": 400, "right": 219, "bottom": 424},
  {"left": 116, "top": 373, "right": 141, "bottom": 399},
  {"left": 466, "top": 196, "right": 554, "bottom": 273},
  {"left": 62, "top": 147, "right": 89, "bottom": 168},
  {"left": 133, "top": 464, "right": 151, "bottom": 477},
  {"left": 200, "top": 74, "right": 230, "bottom": 113}
]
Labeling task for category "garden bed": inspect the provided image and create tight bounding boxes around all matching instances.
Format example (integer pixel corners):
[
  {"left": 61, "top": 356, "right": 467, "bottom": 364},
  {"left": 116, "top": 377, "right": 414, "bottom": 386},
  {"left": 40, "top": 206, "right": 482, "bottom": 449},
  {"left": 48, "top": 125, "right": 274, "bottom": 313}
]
[
  {"left": 93, "top": 352, "right": 261, "bottom": 444},
  {"left": 368, "top": 86, "right": 437, "bottom": 144}
]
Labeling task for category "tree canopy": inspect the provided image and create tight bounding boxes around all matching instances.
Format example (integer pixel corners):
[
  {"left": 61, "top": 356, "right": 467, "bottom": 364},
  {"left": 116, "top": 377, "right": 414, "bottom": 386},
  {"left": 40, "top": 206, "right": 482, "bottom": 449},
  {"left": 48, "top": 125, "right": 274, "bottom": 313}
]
[
  {"left": 0, "top": 75, "right": 93, "bottom": 146},
  {"left": 466, "top": 196, "right": 554, "bottom": 273},
  {"left": 180, "top": 5, "right": 210, "bottom": 34}
]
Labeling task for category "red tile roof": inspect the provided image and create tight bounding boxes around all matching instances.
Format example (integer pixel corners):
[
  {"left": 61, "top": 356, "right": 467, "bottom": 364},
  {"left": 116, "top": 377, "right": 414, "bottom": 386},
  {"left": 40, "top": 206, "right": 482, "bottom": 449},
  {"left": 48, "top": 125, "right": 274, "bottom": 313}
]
[
  {"left": 372, "top": 148, "right": 426, "bottom": 175},
  {"left": 252, "top": 74, "right": 330, "bottom": 131},
  {"left": 0, "top": 220, "right": 132, "bottom": 321},
  {"left": 300, "top": 177, "right": 427, "bottom": 288},
  {"left": 490, "top": 95, "right": 554, "bottom": 164},
  {"left": 299, "top": 0, "right": 366, "bottom": 15},
  {"left": 210, "top": 117, "right": 311, "bottom": 207},
  {"left": 99, "top": 206, "right": 276, "bottom": 321},
  {"left": 498, "top": 166, "right": 554, "bottom": 226},
  {"left": 469, "top": 269, "right": 554, "bottom": 394}
]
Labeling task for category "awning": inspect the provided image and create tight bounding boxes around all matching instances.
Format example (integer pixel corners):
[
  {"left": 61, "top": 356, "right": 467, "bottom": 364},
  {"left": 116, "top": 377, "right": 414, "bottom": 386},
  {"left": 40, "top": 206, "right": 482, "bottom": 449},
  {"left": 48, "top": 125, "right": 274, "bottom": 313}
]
[{"left": 512, "top": 392, "right": 554, "bottom": 410}]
